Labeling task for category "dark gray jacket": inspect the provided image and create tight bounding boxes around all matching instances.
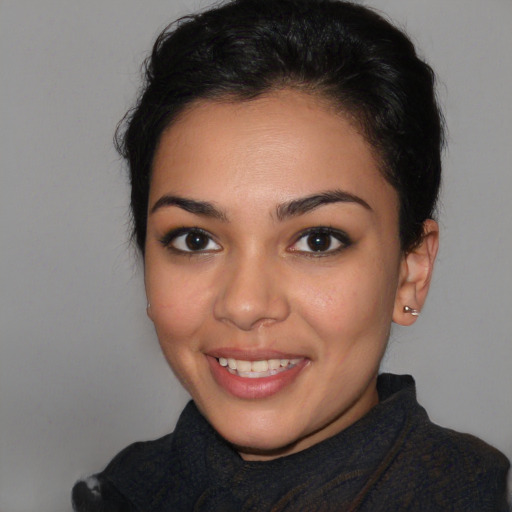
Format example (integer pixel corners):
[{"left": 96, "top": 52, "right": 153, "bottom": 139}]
[{"left": 72, "top": 374, "right": 510, "bottom": 511}]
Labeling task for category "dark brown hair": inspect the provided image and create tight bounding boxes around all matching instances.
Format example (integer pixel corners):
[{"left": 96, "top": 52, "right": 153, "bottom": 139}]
[{"left": 115, "top": 0, "right": 444, "bottom": 254}]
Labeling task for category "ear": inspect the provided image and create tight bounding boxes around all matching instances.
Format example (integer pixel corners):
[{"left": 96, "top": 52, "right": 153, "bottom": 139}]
[{"left": 393, "top": 219, "right": 439, "bottom": 326}]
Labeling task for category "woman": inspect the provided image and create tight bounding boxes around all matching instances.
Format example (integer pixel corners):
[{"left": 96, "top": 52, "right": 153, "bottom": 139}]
[{"left": 72, "top": 0, "right": 510, "bottom": 510}]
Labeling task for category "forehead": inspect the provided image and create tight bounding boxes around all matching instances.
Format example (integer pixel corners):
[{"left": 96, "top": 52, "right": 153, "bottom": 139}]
[{"left": 150, "top": 90, "right": 397, "bottom": 215}]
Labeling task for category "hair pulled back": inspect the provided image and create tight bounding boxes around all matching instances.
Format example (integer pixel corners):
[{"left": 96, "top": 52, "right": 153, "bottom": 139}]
[{"left": 116, "top": 0, "right": 444, "bottom": 254}]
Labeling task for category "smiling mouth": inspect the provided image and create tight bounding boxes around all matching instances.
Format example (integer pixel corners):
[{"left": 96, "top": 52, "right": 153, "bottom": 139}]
[{"left": 217, "top": 357, "right": 302, "bottom": 379}]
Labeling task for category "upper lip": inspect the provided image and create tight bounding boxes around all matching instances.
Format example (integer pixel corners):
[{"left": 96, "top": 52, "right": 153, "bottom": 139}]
[{"left": 207, "top": 348, "right": 307, "bottom": 361}]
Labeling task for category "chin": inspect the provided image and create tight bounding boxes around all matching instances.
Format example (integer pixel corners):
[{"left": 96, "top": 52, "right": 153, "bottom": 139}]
[
  {"left": 202, "top": 403, "right": 309, "bottom": 459},
  {"left": 223, "top": 427, "right": 302, "bottom": 460}
]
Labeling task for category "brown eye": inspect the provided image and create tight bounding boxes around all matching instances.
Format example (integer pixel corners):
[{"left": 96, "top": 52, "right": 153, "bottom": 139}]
[
  {"left": 185, "top": 231, "right": 210, "bottom": 251},
  {"left": 290, "top": 228, "right": 351, "bottom": 255},
  {"left": 161, "top": 228, "right": 221, "bottom": 253},
  {"left": 306, "top": 232, "right": 333, "bottom": 252}
]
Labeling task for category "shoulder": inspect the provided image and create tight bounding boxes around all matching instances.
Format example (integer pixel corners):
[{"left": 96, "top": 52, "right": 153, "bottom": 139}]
[
  {"left": 390, "top": 412, "right": 510, "bottom": 510},
  {"left": 72, "top": 433, "right": 174, "bottom": 512},
  {"left": 410, "top": 413, "right": 509, "bottom": 476},
  {"left": 361, "top": 375, "right": 511, "bottom": 510},
  {"left": 71, "top": 401, "right": 210, "bottom": 512},
  {"left": 72, "top": 474, "right": 136, "bottom": 512}
]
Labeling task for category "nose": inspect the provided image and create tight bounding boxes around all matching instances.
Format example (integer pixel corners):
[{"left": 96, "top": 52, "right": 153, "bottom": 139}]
[{"left": 213, "top": 251, "right": 290, "bottom": 331}]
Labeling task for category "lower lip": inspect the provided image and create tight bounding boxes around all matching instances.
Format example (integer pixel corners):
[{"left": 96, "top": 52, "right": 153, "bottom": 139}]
[{"left": 207, "top": 355, "right": 308, "bottom": 400}]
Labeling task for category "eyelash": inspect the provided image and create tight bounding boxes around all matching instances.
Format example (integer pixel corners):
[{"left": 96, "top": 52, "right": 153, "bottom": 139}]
[
  {"left": 159, "top": 227, "right": 221, "bottom": 255},
  {"left": 289, "top": 227, "right": 352, "bottom": 256},
  {"left": 159, "top": 227, "right": 352, "bottom": 256}
]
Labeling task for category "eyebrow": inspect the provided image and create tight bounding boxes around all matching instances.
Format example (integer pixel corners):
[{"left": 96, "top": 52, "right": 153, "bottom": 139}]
[
  {"left": 149, "top": 188, "right": 371, "bottom": 222},
  {"left": 150, "top": 195, "right": 228, "bottom": 221},
  {"left": 275, "top": 189, "right": 372, "bottom": 221}
]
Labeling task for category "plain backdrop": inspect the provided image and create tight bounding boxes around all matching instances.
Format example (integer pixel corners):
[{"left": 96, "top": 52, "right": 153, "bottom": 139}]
[{"left": 1, "top": 1, "right": 511, "bottom": 510}]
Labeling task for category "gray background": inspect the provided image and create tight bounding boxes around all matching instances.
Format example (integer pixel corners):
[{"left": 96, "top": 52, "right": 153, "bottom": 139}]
[{"left": 1, "top": 1, "right": 511, "bottom": 510}]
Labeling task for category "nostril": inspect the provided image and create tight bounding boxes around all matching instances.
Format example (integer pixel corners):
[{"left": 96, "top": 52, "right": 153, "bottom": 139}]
[
  {"left": 213, "top": 258, "right": 291, "bottom": 330},
  {"left": 214, "top": 290, "right": 290, "bottom": 330}
]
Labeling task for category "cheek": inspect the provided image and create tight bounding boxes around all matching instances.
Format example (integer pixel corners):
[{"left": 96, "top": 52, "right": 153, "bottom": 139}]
[
  {"left": 147, "top": 268, "right": 213, "bottom": 393},
  {"left": 146, "top": 265, "right": 213, "bottom": 341},
  {"left": 294, "top": 259, "right": 398, "bottom": 341}
]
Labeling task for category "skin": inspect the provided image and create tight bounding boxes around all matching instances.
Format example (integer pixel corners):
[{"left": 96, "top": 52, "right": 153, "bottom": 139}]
[{"left": 144, "top": 89, "right": 438, "bottom": 461}]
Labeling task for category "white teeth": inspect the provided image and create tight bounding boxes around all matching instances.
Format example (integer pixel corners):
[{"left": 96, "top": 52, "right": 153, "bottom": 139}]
[
  {"left": 236, "top": 360, "right": 252, "bottom": 372},
  {"left": 251, "top": 360, "right": 269, "bottom": 372},
  {"left": 268, "top": 359, "right": 281, "bottom": 370},
  {"left": 217, "top": 356, "right": 301, "bottom": 377},
  {"left": 238, "top": 370, "right": 264, "bottom": 378}
]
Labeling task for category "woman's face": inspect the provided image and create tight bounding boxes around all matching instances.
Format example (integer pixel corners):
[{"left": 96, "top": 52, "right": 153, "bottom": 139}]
[{"left": 145, "top": 90, "right": 407, "bottom": 460}]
